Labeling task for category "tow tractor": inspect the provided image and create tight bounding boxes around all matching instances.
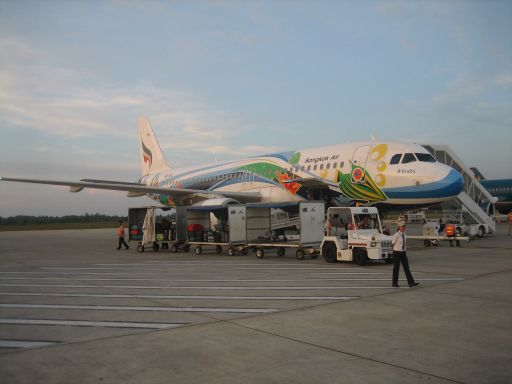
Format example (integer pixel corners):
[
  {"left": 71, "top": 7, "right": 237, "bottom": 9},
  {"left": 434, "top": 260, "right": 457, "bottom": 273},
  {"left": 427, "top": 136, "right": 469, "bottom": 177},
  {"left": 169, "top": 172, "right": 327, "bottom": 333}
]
[{"left": 321, "top": 207, "right": 393, "bottom": 265}]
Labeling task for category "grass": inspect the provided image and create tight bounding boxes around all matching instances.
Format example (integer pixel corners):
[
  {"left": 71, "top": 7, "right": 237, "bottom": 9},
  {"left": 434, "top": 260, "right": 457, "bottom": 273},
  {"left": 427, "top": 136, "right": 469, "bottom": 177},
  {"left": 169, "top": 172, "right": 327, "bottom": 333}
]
[{"left": 0, "top": 222, "right": 118, "bottom": 231}]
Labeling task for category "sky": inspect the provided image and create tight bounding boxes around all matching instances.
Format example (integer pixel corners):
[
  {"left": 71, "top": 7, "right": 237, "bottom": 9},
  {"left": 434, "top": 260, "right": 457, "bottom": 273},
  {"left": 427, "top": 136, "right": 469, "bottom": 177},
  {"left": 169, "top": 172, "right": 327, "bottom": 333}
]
[{"left": 0, "top": 0, "right": 511, "bottom": 216}]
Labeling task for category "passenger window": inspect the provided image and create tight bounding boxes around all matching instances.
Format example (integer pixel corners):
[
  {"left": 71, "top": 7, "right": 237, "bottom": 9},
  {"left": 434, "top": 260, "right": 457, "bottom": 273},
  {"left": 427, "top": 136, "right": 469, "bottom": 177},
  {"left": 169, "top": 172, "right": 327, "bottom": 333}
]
[
  {"left": 320, "top": 164, "right": 324, "bottom": 170},
  {"left": 340, "top": 161, "right": 344, "bottom": 168},
  {"left": 326, "top": 163, "right": 331, "bottom": 169},
  {"left": 333, "top": 162, "right": 337, "bottom": 168},
  {"left": 314, "top": 164, "right": 318, "bottom": 171},
  {"left": 401, "top": 153, "right": 417, "bottom": 164},
  {"left": 415, "top": 153, "right": 436, "bottom": 163},
  {"left": 307, "top": 165, "right": 311, "bottom": 171},
  {"left": 390, "top": 154, "right": 402, "bottom": 165}
]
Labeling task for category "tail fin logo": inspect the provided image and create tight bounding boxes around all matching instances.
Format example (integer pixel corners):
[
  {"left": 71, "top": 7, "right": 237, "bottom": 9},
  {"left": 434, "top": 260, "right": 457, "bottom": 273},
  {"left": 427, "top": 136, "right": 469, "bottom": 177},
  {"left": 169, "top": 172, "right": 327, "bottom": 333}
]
[{"left": 141, "top": 140, "right": 152, "bottom": 167}]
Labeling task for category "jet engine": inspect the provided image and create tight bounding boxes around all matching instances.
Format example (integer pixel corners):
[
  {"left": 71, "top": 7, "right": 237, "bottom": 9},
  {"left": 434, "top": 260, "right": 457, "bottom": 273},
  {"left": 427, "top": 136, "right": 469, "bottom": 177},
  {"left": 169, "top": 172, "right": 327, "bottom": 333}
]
[{"left": 192, "top": 198, "right": 239, "bottom": 207}]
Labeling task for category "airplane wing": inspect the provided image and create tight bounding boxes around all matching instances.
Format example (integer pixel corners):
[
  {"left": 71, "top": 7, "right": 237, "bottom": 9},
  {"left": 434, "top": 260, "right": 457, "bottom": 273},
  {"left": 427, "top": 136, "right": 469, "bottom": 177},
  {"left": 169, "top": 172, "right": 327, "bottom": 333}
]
[
  {"left": 282, "top": 177, "right": 335, "bottom": 189},
  {"left": 0, "top": 177, "right": 261, "bottom": 205}
]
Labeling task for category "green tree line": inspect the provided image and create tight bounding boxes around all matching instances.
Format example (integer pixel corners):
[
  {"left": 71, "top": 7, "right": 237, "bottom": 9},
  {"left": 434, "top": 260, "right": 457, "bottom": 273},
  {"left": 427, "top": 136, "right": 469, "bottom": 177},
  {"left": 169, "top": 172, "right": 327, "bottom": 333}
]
[{"left": 0, "top": 213, "right": 128, "bottom": 225}]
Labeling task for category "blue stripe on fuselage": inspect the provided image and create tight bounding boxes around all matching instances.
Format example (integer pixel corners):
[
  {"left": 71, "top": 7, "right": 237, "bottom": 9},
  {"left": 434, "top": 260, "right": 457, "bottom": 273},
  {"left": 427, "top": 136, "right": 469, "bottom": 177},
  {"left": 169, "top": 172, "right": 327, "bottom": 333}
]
[{"left": 383, "top": 169, "right": 463, "bottom": 199}]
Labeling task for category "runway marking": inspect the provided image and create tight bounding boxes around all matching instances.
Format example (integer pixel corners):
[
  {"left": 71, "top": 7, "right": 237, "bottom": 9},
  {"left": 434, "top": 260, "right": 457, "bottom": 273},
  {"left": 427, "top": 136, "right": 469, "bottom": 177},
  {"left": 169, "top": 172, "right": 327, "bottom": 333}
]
[
  {"left": 0, "top": 304, "right": 277, "bottom": 314},
  {"left": 0, "top": 340, "right": 59, "bottom": 349},
  {"left": 38, "top": 267, "right": 369, "bottom": 271},
  {"left": 312, "top": 272, "right": 424, "bottom": 275},
  {"left": 0, "top": 277, "right": 464, "bottom": 282},
  {"left": 0, "top": 319, "right": 184, "bottom": 329},
  {"left": 0, "top": 284, "right": 400, "bottom": 290},
  {"left": 94, "top": 263, "right": 314, "bottom": 266},
  {"left": 0, "top": 270, "right": 368, "bottom": 276},
  {"left": 0, "top": 292, "right": 358, "bottom": 300},
  {"left": 234, "top": 267, "right": 369, "bottom": 270}
]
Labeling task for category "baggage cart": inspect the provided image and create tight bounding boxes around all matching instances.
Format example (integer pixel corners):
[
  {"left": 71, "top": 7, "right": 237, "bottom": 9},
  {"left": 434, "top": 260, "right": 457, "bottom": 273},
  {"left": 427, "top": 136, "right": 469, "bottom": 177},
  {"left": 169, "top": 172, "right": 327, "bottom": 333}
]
[
  {"left": 186, "top": 205, "right": 248, "bottom": 255},
  {"left": 129, "top": 206, "right": 188, "bottom": 252},
  {"left": 245, "top": 201, "right": 325, "bottom": 260}
]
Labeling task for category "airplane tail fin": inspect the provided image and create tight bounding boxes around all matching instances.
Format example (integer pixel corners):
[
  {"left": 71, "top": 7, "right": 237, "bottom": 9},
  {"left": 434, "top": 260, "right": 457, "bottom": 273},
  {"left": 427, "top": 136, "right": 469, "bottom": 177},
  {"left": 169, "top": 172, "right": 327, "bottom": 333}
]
[{"left": 138, "top": 117, "right": 170, "bottom": 176}]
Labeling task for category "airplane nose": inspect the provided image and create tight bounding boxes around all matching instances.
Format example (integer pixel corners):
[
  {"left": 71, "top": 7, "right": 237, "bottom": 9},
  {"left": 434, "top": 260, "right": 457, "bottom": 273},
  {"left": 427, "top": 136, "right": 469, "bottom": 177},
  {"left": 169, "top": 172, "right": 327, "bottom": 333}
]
[{"left": 440, "top": 168, "right": 464, "bottom": 197}]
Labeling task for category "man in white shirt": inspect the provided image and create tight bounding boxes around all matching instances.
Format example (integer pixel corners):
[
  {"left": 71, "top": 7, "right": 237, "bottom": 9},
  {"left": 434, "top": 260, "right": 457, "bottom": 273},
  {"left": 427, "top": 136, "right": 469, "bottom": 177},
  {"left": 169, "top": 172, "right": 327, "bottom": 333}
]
[{"left": 391, "top": 221, "right": 419, "bottom": 288}]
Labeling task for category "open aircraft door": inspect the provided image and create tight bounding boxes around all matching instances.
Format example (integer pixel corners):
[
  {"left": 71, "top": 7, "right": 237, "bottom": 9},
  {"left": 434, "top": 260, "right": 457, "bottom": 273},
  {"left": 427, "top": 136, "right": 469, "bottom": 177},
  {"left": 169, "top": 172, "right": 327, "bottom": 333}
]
[
  {"left": 351, "top": 145, "right": 372, "bottom": 168},
  {"left": 350, "top": 145, "right": 372, "bottom": 183}
]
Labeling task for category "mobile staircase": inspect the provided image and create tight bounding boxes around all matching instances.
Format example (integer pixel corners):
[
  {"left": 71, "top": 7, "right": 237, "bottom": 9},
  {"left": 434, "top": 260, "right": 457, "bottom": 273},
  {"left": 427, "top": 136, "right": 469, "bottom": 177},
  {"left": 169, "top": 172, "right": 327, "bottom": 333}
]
[{"left": 422, "top": 144, "right": 497, "bottom": 236}]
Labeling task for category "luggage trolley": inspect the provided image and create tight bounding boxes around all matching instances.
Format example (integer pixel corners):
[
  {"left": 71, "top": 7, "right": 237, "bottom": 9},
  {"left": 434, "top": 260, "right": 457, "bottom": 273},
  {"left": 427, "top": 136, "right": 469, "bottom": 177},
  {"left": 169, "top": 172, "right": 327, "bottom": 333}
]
[
  {"left": 186, "top": 205, "right": 248, "bottom": 255},
  {"left": 128, "top": 206, "right": 189, "bottom": 253},
  {"left": 245, "top": 201, "right": 325, "bottom": 260}
]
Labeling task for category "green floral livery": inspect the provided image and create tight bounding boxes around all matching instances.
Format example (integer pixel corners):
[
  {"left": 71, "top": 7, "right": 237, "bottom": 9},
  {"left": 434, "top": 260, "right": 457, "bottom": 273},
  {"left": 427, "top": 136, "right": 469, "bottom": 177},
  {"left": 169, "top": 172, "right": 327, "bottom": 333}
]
[
  {"left": 336, "top": 163, "right": 387, "bottom": 202},
  {"left": 237, "top": 162, "right": 285, "bottom": 180}
]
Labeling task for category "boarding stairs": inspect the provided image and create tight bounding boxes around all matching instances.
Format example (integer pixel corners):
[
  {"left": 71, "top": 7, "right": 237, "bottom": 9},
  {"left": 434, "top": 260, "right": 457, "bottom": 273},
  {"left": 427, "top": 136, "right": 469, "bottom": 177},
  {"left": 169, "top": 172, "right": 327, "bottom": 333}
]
[
  {"left": 422, "top": 144, "right": 496, "bottom": 234},
  {"left": 271, "top": 216, "right": 301, "bottom": 231}
]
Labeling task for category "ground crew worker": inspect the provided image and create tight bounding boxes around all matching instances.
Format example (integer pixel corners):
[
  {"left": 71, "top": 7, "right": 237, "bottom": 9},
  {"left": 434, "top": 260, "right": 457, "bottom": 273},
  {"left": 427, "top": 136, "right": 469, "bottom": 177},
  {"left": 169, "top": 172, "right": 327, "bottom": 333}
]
[
  {"left": 508, "top": 211, "right": 512, "bottom": 236},
  {"left": 324, "top": 216, "right": 332, "bottom": 236},
  {"left": 116, "top": 220, "right": 130, "bottom": 250},
  {"left": 445, "top": 222, "right": 460, "bottom": 247},
  {"left": 391, "top": 221, "right": 419, "bottom": 288}
]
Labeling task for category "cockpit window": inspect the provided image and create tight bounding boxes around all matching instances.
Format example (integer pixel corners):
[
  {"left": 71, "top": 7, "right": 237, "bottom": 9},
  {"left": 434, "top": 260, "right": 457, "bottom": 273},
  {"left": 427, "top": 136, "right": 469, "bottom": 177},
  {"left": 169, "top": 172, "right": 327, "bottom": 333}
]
[
  {"left": 390, "top": 154, "right": 402, "bottom": 165},
  {"left": 415, "top": 153, "right": 436, "bottom": 163},
  {"left": 401, "top": 153, "right": 417, "bottom": 163}
]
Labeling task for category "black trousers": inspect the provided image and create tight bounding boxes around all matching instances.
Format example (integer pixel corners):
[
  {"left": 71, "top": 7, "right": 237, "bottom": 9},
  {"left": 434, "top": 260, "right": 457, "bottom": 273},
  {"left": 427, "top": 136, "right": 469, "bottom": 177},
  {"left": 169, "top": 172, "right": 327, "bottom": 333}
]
[
  {"left": 392, "top": 251, "right": 414, "bottom": 286},
  {"left": 117, "top": 237, "right": 129, "bottom": 249}
]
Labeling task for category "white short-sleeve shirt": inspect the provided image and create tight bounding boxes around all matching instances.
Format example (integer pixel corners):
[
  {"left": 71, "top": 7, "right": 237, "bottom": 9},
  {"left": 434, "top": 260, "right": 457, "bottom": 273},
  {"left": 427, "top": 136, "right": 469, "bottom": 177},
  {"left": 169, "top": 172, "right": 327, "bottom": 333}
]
[{"left": 391, "top": 230, "right": 406, "bottom": 252}]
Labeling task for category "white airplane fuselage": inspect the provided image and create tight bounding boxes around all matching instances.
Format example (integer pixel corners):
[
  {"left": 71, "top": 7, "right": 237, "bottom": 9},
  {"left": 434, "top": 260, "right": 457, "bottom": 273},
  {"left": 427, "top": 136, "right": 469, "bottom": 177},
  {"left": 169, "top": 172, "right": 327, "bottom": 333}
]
[
  {"left": 140, "top": 140, "right": 463, "bottom": 207},
  {"left": 0, "top": 118, "right": 464, "bottom": 209}
]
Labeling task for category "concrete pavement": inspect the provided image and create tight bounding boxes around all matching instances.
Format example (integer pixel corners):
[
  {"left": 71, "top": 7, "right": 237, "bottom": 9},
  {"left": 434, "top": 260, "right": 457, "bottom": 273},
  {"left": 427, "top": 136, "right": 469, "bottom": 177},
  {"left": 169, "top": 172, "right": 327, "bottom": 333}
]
[{"left": 0, "top": 225, "right": 510, "bottom": 383}]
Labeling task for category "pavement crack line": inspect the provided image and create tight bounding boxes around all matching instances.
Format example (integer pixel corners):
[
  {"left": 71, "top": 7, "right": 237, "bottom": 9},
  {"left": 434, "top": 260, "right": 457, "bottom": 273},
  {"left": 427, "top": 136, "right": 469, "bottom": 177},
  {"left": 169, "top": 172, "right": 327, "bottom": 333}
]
[
  {"left": 225, "top": 320, "right": 465, "bottom": 384},
  {"left": 420, "top": 289, "right": 512, "bottom": 304}
]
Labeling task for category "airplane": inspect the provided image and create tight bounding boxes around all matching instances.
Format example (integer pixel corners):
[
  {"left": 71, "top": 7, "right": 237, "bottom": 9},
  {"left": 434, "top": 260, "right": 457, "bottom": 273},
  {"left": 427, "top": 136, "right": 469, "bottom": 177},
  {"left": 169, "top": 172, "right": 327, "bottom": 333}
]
[
  {"left": 470, "top": 167, "right": 512, "bottom": 213},
  {"left": 1, "top": 117, "right": 464, "bottom": 210}
]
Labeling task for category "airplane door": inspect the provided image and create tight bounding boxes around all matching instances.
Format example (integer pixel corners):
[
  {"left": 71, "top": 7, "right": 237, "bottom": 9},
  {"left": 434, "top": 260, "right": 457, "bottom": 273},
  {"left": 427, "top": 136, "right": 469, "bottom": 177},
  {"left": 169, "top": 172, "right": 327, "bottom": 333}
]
[
  {"left": 350, "top": 145, "right": 372, "bottom": 183},
  {"left": 351, "top": 145, "right": 372, "bottom": 168}
]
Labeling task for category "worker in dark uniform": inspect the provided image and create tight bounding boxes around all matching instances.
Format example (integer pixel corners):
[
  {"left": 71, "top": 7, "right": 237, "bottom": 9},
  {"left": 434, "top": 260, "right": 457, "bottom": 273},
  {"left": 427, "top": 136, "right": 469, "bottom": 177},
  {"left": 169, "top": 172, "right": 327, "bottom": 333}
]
[
  {"left": 116, "top": 220, "right": 129, "bottom": 250},
  {"left": 391, "top": 221, "right": 419, "bottom": 288}
]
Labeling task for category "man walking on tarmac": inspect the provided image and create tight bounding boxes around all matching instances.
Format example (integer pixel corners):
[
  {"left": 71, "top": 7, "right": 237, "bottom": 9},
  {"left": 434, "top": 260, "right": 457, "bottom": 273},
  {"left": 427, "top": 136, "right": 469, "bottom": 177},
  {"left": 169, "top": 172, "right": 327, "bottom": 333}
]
[
  {"left": 391, "top": 221, "right": 419, "bottom": 288},
  {"left": 116, "top": 220, "right": 129, "bottom": 250}
]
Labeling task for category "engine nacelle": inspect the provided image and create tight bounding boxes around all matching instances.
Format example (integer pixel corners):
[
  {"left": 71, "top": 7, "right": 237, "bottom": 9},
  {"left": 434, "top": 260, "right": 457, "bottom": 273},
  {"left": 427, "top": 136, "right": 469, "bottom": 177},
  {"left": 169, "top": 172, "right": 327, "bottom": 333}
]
[{"left": 192, "top": 198, "right": 239, "bottom": 207}]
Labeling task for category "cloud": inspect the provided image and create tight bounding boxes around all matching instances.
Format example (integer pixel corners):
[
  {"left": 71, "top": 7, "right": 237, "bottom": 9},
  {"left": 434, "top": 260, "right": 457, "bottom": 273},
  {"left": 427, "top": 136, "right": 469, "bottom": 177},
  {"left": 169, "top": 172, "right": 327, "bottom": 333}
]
[
  {"left": 0, "top": 37, "right": 279, "bottom": 163},
  {"left": 375, "top": 1, "right": 452, "bottom": 18},
  {"left": 429, "top": 72, "right": 512, "bottom": 106},
  {"left": 496, "top": 74, "right": 512, "bottom": 87}
]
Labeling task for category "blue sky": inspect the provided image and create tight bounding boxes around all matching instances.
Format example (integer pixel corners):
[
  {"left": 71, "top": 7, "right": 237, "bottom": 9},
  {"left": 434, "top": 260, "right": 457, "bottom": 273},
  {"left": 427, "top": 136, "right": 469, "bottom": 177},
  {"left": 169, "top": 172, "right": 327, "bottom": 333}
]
[{"left": 1, "top": 0, "right": 511, "bottom": 216}]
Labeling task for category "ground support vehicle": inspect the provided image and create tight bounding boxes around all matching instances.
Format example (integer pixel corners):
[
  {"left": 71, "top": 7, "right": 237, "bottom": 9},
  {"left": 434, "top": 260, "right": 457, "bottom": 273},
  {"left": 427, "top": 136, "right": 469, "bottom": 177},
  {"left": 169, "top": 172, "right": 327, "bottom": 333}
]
[
  {"left": 466, "top": 223, "right": 492, "bottom": 238},
  {"left": 244, "top": 202, "right": 325, "bottom": 260},
  {"left": 129, "top": 206, "right": 188, "bottom": 253},
  {"left": 407, "top": 221, "right": 470, "bottom": 247},
  {"left": 397, "top": 211, "right": 426, "bottom": 224},
  {"left": 186, "top": 205, "right": 248, "bottom": 256},
  {"left": 321, "top": 207, "right": 393, "bottom": 266}
]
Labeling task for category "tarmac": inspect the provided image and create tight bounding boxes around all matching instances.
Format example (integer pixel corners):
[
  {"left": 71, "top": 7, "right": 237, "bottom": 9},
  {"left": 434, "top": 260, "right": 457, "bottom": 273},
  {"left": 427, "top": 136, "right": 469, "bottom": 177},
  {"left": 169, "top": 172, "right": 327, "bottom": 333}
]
[{"left": 0, "top": 224, "right": 511, "bottom": 383}]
